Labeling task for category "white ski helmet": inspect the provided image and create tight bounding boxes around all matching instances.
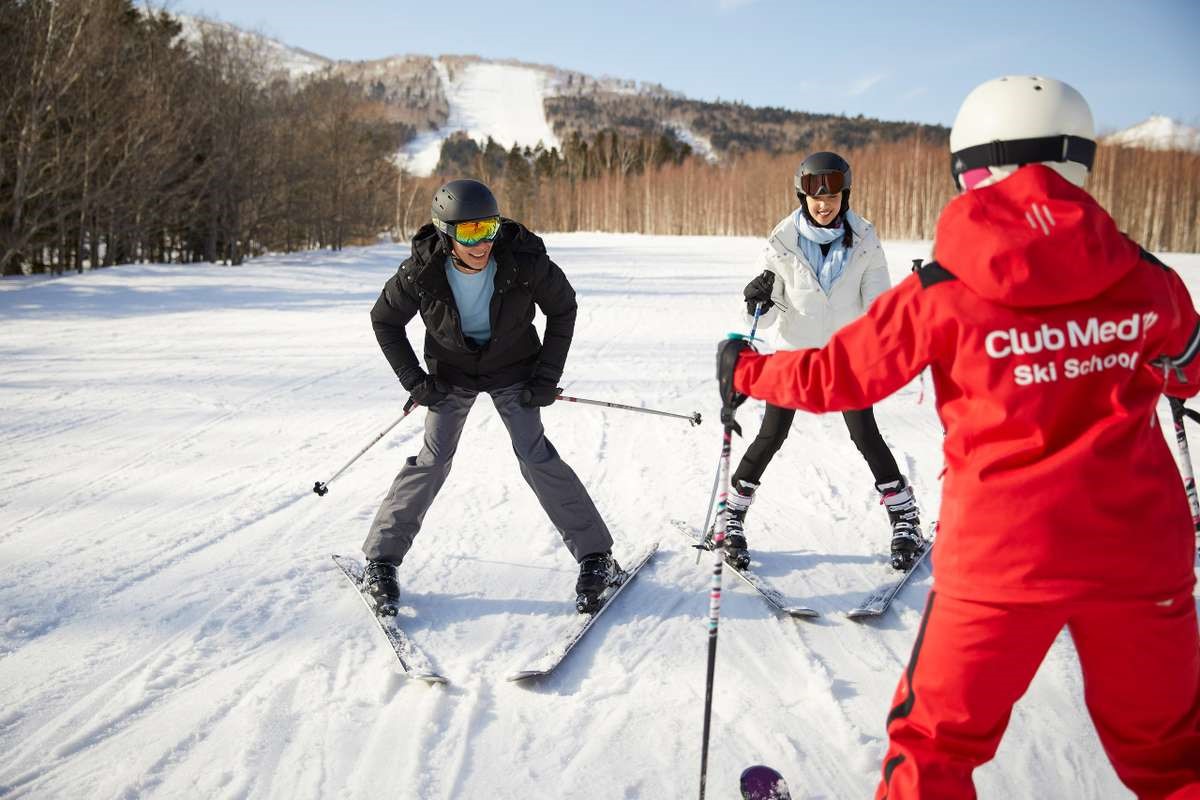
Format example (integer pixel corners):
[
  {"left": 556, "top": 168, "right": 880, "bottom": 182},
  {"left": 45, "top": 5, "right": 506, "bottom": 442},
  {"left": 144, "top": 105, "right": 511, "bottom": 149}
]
[{"left": 949, "top": 75, "right": 1096, "bottom": 190}]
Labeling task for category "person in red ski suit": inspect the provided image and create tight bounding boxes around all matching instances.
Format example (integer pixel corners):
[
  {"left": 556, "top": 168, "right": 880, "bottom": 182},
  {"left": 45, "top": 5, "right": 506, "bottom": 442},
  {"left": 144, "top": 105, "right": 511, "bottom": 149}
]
[{"left": 716, "top": 75, "right": 1200, "bottom": 799}]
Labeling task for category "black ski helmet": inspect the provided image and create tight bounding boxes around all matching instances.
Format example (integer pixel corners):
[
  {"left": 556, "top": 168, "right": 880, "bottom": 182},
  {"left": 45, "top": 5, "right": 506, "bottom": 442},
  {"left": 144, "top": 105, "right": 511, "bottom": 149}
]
[
  {"left": 795, "top": 151, "right": 852, "bottom": 200},
  {"left": 431, "top": 179, "right": 500, "bottom": 237},
  {"left": 795, "top": 151, "right": 852, "bottom": 231}
]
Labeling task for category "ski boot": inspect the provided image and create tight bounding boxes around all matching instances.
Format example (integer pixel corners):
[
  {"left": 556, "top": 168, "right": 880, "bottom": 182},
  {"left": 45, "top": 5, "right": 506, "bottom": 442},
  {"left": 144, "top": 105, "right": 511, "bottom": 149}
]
[
  {"left": 575, "top": 551, "right": 625, "bottom": 614},
  {"left": 363, "top": 560, "right": 401, "bottom": 616},
  {"left": 706, "top": 479, "right": 757, "bottom": 570},
  {"left": 878, "top": 478, "right": 925, "bottom": 571}
]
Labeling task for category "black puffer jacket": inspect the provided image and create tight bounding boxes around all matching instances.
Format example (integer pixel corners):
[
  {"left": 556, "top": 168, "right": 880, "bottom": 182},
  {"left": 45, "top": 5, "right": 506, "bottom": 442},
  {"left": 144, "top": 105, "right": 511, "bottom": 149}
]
[{"left": 371, "top": 219, "right": 577, "bottom": 391}]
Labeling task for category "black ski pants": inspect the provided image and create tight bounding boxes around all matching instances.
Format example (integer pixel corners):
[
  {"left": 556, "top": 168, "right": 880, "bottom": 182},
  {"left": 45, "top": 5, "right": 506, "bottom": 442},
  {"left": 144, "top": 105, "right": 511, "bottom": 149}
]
[{"left": 731, "top": 402, "right": 902, "bottom": 489}]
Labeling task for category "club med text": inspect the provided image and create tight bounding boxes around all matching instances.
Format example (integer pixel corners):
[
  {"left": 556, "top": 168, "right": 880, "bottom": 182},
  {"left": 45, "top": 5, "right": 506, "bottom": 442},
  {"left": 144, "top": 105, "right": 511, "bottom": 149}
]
[{"left": 984, "top": 312, "right": 1150, "bottom": 386}]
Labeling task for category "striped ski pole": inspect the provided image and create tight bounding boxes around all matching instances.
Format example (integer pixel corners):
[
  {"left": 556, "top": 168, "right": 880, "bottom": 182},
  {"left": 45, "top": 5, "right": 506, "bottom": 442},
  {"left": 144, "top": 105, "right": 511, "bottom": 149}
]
[
  {"left": 699, "top": 412, "right": 735, "bottom": 800},
  {"left": 1168, "top": 397, "right": 1200, "bottom": 557},
  {"left": 696, "top": 303, "right": 764, "bottom": 563},
  {"left": 699, "top": 332, "right": 755, "bottom": 799}
]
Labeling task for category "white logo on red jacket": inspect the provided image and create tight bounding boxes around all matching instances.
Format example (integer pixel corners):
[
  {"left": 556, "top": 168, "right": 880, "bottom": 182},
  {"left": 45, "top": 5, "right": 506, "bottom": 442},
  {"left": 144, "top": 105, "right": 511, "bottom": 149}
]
[
  {"left": 985, "top": 313, "right": 1145, "bottom": 386},
  {"left": 985, "top": 314, "right": 1141, "bottom": 358},
  {"left": 1026, "top": 204, "right": 1056, "bottom": 236}
]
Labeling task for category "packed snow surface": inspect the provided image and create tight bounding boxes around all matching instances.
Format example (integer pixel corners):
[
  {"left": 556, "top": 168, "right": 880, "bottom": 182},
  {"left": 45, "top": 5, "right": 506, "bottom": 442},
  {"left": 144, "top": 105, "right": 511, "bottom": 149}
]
[
  {"left": 402, "top": 61, "right": 561, "bottom": 175},
  {"left": 1, "top": 235, "right": 1198, "bottom": 799}
]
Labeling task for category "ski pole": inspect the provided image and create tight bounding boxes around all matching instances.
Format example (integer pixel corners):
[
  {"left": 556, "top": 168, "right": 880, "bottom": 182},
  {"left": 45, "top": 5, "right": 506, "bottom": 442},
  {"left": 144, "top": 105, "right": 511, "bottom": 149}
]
[
  {"left": 1168, "top": 398, "right": 1200, "bottom": 553},
  {"left": 313, "top": 397, "right": 418, "bottom": 496},
  {"left": 556, "top": 393, "right": 702, "bottom": 426},
  {"left": 694, "top": 304, "right": 763, "bottom": 563},
  {"left": 696, "top": 303, "right": 764, "bottom": 564},
  {"left": 748, "top": 301, "right": 765, "bottom": 341},
  {"left": 699, "top": 409, "right": 735, "bottom": 799}
]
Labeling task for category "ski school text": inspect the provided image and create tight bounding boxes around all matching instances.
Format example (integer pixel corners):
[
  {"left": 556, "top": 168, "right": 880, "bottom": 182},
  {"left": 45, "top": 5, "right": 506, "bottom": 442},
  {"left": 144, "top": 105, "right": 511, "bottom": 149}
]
[{"left": 984, "top": 312, "right": 1152, "bottom": 386}]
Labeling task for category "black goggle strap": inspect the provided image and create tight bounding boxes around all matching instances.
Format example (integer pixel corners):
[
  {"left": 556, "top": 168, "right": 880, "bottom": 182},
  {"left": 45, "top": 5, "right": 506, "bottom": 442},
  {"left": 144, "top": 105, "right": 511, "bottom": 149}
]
[{"left": 951, "top": 135, "right": 1096, "bottom": 182}]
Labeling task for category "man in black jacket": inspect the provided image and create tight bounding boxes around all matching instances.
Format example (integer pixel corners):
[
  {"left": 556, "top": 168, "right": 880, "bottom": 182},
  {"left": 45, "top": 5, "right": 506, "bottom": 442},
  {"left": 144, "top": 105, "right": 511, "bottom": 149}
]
[{"left": 361, "top": 179, "right": 619, "bottom": 614}]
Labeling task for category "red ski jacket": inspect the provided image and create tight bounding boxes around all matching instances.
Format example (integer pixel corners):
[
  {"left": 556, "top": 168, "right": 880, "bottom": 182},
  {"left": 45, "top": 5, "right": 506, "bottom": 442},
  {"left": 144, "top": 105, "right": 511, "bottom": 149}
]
[{"left": 734, "top": 165, "right": 1200, "bottom": 602}]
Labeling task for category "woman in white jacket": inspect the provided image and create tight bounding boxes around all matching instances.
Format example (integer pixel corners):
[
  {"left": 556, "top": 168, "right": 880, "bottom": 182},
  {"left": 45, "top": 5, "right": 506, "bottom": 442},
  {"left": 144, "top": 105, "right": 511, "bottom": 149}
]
[{"left": 724, "top": 152, "right": 924, "bottom": 572}]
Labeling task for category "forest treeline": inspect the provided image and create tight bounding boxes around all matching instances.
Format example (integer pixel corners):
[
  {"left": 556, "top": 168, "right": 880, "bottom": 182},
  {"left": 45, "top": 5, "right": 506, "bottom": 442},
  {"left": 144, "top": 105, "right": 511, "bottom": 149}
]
[
  {"left": 3, "top": 1, "right": 1197, "bottom": 278},
  {"left": 415, "top": 132, "right": 1200, "bottom": 252},
  {"left": 1, "top": 0, "right": 402, "bottom": 276}
]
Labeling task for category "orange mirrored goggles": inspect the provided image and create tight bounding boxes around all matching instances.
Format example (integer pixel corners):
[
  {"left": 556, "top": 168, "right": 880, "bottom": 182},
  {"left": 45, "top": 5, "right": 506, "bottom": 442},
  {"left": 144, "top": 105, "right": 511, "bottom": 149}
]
[{"left": 451, "top": 216, "right": 501, "bottom": 246}]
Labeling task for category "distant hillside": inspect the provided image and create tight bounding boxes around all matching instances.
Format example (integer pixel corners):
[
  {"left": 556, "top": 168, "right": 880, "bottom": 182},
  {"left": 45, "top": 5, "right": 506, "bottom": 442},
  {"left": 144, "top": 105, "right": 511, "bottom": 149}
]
[
  {"left": 546, "top": 93, "right": 945, "bottom": 155},
  {"left": 1104, "top": 115, "right": 1200, "bottom": 152},
  {"left": 170, "top": 14, "right": 947, "bottom": 174}
]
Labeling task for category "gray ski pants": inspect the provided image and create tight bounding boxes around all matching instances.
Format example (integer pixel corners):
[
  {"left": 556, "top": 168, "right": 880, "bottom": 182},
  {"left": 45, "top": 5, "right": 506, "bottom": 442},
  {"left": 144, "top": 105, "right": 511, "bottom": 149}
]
[{"left": 362, "top": 383, "right": 613, "bottom": 565}]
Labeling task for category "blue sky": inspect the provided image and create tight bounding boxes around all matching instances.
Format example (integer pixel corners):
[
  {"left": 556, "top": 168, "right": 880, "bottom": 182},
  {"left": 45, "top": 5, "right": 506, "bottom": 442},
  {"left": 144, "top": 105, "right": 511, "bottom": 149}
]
[{"left": 167, "top": 0, "right": 1199, "bottom": 132}]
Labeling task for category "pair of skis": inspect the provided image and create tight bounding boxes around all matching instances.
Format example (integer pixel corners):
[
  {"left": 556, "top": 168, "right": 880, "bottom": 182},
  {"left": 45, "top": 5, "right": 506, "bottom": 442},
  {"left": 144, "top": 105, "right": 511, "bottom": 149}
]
[
  {"left": 671, "top": 519, "right": 932, "bottom": 620},
  {"left": 332, "top": 543, "right": 658, "bottom": 685}
]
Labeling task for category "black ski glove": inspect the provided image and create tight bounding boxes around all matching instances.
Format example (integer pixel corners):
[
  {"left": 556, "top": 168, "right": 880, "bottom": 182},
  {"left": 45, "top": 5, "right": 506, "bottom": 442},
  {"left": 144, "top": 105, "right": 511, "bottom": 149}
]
[
  {"left": 520, "top": 379, "right": 562, "bottom": 408},
  {"left": 716, "top": 337, "right": 754, "bottom": 435},
  {"left": 408, "top": 374, "right": 449, "bottom": 408},
  {"left": 743, "top": 270, "right": 776, "bottom": 316}
]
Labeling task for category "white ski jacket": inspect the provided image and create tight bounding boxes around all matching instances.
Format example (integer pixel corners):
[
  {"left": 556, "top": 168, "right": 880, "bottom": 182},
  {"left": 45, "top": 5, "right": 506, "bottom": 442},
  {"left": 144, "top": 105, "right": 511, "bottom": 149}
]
[{"left": 748, "top": 209, "right": 892, "bottom": 349}]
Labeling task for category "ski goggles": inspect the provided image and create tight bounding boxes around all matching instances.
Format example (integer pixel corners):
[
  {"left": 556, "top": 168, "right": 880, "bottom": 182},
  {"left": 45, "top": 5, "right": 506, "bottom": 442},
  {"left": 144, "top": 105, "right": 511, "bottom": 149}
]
[
  {"left": 797, "top": 171, "right": 847, "bottom": 196},
  {"left": 446, "top": 216, "right": 502, "bottom": 246}
]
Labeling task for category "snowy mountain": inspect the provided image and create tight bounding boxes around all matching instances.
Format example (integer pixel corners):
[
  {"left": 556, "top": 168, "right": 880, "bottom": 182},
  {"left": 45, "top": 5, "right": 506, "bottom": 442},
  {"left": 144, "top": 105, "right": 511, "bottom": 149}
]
[
  {"left": 166, "top": 13, "right": 942, "bottom": 177},
  {"left": 1104, "top": 115, "right": 1200, "bottom": 152},
  {"left": 173, "top": 14, "right": 332, "bottom": 79},
  {"left": 396, "top": 58, "right": 564, "bottom": 175},
  {"left": 2, "top": 235, "right": 1197, "bottom": 798}
]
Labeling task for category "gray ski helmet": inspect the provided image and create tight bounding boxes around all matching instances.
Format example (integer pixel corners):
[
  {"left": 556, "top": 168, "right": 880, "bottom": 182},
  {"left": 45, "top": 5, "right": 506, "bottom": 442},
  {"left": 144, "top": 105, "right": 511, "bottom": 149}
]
[
  {"left": 431, "top": 179, "right": 500, "bottom": 236},
  {"left": 795, "top": 151, "right": 852, "bottom": 200}
]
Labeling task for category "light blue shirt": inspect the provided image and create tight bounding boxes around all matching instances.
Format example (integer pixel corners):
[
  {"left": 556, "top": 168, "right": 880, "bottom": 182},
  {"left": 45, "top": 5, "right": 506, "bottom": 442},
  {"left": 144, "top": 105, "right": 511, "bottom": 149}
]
[{"left": 445, "top": 256, "right": 496, "bottom": 344}]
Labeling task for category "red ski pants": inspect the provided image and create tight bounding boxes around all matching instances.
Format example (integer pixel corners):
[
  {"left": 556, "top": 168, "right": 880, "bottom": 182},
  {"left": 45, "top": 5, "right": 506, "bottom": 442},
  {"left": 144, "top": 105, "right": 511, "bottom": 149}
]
[{"left": 875, "top": 588, "right": 1200, "bottom": 800}]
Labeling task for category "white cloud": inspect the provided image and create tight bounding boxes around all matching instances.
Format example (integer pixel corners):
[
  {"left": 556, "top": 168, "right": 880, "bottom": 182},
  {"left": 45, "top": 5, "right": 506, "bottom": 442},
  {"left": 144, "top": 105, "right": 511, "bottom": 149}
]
[{"left": 848, "top": 73, "right": 887, "bottom": 96}]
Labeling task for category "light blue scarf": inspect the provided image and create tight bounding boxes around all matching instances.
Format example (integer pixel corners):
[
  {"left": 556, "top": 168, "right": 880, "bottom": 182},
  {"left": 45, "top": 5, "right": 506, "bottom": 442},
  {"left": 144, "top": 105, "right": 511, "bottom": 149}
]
[{"left": 794, "top": 209, "right": 847, "bottom": 296}]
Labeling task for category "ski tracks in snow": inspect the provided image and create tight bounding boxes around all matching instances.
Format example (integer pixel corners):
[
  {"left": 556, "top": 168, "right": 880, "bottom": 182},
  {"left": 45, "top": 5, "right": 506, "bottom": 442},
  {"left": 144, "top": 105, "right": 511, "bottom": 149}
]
[{"left": 0, "top": 238, "right": 1164, "bottom": 798}]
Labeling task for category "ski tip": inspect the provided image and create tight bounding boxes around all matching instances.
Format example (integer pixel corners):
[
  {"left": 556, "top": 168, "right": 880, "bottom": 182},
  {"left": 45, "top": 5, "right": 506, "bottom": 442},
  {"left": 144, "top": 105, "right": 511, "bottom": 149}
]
[
  {"left": 846, "top": 608, "right": 883, "bottom": 621},
  {"left": 412, "top": 673, "right": 449, "bottom": 685},
  {"left": 506, "top": 669, "right": 547, "bottom": 683},
  {"left": 740, "top": 765, "right": 791, "bottom": 800},
  {"left": 785, "top": 607, "right": 820, "bottom": 619}
]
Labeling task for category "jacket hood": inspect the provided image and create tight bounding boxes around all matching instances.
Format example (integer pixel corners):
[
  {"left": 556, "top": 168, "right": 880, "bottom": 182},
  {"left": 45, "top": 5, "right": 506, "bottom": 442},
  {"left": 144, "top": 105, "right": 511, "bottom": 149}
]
[
  {"left": 409, "top": 218, "right": 546, "bottom": 268},
  {"left": 933, "top": 165, "right": 1142, "bottom": 309}
]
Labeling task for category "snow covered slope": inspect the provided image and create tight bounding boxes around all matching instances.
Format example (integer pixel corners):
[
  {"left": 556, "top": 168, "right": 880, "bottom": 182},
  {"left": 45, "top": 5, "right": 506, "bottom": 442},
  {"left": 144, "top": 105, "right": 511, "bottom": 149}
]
[
  {"left": 1, "top": 236, "right": 1197, "bottom": 799},
  {"left": 173, "top": 13, "right": 332, "bottom": 79},
  {"left": 1105, "top": 115, "right": 1200, "bottom": 152},
  {"left": 401, "top": 60, "right": 561, "bottom": 175}
]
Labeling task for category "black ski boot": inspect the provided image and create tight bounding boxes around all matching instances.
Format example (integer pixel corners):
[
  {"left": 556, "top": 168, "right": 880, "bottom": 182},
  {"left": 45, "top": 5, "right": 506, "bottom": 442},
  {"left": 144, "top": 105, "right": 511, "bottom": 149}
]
[
  {"left": 363, "top": 560, "right": 401, "bottom": 616},
  {"left": 574, "top": 551, "right": 625, "bottom": 614},
  {"left": 878, "top": 478, "right": 925, "bottom": 571}
]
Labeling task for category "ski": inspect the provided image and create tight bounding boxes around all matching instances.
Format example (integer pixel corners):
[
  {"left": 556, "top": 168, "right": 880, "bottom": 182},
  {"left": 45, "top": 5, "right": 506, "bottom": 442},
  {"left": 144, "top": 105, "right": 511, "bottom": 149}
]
[
  {"left": 740, "top": 765, "right": 792, "bottom": 800},
  {"left": 846, "top": 536, "right": 934, "bottom": 620},
  {"left": 670, "top": 519, "right": 819, "bottom": 619},
  {"left": 331, "top": 554, "right": 447, "bottom": 684},
  {"left": 506, "top": 542, "right": 658, "bottom": 682}
]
